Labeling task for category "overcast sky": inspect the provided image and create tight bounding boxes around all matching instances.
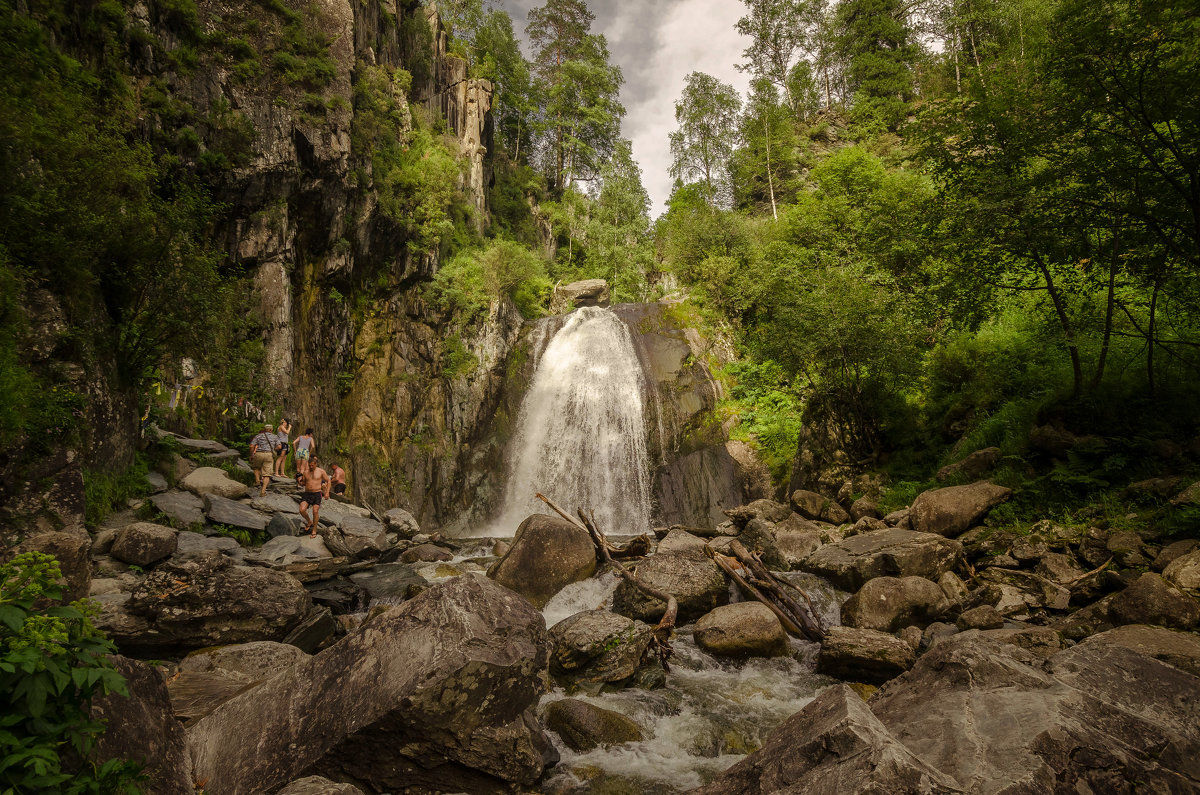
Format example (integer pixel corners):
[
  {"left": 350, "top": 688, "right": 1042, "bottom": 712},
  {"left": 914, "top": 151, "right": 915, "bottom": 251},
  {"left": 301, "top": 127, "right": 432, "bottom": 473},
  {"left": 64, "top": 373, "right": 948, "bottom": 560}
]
[{"left": 494, "top": 0, "right": 752, "bottom": 219}]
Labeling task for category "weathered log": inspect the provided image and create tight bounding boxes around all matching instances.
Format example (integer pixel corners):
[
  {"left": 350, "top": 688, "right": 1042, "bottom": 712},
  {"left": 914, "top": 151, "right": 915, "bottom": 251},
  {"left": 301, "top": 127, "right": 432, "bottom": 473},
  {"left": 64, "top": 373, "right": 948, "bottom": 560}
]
[
  {"left": 608, "top": 534, "right": 651, "bottom": 559},
  {"left": 708, "top": 550, "right": 806, "bottom": 638},
  {"left": 729, "top": 541, "right": 825, "bottom": 641}
]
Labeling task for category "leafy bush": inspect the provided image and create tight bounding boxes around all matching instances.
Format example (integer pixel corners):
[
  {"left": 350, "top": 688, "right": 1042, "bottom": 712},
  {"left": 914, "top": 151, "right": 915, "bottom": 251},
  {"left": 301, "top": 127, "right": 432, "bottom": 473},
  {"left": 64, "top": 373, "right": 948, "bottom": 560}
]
[
  {"left": 720, "top": 360, "right": 805, "bottom": 488},
  {"left": 0, "top": 553, "right": 141, "bottom": 793},
  {"left": 429, "top": 239, "right": 550, "bottom": 323}
]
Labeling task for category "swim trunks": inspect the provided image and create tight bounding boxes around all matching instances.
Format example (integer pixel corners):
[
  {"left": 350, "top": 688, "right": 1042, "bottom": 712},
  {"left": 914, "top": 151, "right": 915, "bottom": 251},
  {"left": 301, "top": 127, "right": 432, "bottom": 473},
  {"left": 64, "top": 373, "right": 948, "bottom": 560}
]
[{"left": 301, "top": 491, "right": 323, "bottom": 506}]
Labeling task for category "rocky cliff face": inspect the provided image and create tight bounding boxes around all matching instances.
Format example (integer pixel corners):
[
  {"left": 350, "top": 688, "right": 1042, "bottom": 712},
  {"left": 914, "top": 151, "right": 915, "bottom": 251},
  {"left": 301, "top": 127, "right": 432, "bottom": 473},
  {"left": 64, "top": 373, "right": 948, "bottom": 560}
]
[{"left": 140, "top": 0, "right": 507, "bottom": 528}]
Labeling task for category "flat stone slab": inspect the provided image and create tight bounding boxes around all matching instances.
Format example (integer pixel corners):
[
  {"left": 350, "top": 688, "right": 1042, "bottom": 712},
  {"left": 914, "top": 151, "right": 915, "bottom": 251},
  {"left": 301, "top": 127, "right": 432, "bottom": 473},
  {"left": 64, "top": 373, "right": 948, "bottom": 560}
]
[
  {"left": 175, "top": 437, "right": 232, "bottom": 455},
  {"left": 151, "top": 491, "right": 206, "bottom": 527},
  {"left": 248, "top": 536, "right": 331, "bottom": 564},
  {"left": 203, "top": 495, "right": 269, "bottom": 532},
  {"left": 799, "top": 528, "right": 964, "bottom": 591},
  {"left": 350, "top": 563, "right": 428, "bottom": 601},
  {"left": 173, "top": 531, "right": 245, "bottom": 564},
  {"left": 251, "top": 493, "right": 302, "bottom": 514}
]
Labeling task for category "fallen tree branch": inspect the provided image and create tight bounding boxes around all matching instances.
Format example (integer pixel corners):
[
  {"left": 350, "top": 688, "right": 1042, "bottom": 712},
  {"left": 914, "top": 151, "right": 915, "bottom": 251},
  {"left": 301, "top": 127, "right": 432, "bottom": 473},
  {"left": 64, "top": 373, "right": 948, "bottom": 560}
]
[
  {"left": 1065, "top": 556, "right": 1113, "bottom": 587},
  {"left": 708, "top": 549, "right": 806, "bottom": 638},
  {"left": 729, "top": 541, "right": 825, "bottom": 642}
]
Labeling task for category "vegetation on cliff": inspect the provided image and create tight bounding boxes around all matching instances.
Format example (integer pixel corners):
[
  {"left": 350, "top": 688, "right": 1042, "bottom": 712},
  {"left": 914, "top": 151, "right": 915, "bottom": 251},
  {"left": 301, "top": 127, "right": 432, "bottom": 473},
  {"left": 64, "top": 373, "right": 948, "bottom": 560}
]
[{"left": 657, "top": 0, "right": 1200, "bottom": 528}]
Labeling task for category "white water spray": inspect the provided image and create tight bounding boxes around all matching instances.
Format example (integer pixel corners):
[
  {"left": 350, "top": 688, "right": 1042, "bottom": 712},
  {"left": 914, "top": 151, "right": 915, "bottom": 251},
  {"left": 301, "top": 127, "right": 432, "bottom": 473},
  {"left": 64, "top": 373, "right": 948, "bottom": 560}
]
[{"left": 493, "top": 307, "right": 653, "bottom": 537}]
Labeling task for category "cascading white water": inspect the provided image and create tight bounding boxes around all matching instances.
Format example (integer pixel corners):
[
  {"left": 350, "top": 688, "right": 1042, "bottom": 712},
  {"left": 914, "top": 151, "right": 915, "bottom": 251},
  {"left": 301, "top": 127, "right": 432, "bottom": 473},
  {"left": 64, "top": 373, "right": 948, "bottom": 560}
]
[{"left": 493, "top": 306, "right": 653, "bottom": 537}]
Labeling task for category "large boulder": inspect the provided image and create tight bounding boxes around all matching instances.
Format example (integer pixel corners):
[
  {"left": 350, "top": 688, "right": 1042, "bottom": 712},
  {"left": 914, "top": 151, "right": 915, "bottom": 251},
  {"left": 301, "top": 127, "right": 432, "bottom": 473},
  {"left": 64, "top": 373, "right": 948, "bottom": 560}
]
[
  {"left": 277, "top": 777, "right": 364, "bottom": 795},
  {"left": 548, "top": 609, "right": 653, "bottom": 684},
  {"left": 187, "top": 575, "right": 554, "bottom": 795},
  {"left": 171, "top": 531, "right": 245, "bottom": 564},
  {"left": 348, "top": 563, "right": 427, "bottom": 602},
  {"left": 1163, "top": 549, "right": 1200, "bottom": 591},
  {"left": 689, "top": 684, "right": 962, "bottom": 795},
  {"left": 180, "top": 640, "right": 309, "bottom": 682},
  {"left": 1107, "top": 572, "right": 1200, "bottom": 630},
  {"left": 612, "top": 550, "right": 729, "bottom": 623},
  {"left": 203, "top": 494, "right": 269, "bottom": 532},
  {"left": 935, "top": 447, "right": 1001, "bottom": 482},
  {"left": 180, "top": 467, "right": 249, "bottom": 500},
  {"left": 868, "top": 633, "right": 1200, "bottom": 791},
  {"left": 542, "top": 698, "right": 643, "bottom": 752},
  {"left": 488, "top": 514, "right": 597, "bottom": 609},
  {"left": 383, "top": 507, "right": 420, "bottom": 539},
  {"left": 790, "top": 489, "right": 850, "bottom": 524},
  {"left": 110, "top": 522, "right": 178, "bottom": 567},
  {"left": 656, "top": 528, "right": 709, "bottom": 554},
  {"left": 150, "top": 490, "right": 205, "bottom": 527},
  {"left": 841, "top": 576, "right": 950, "bottom": 633},
  {"left": 1083, "top": 625, "right": 1200, "bottom": 678},
  {"left": 908, "top": 481, "right": 1012, "bottom": 537},
  {"left": 99, "top": 554, "right": 312, "bottom": 655},
  {"left": 551, "top": 278, "right": 611, "bottom": 312},
  {"left": 799, "top": 529, "right": 964, "bottom": 591},
  {"left": 90, "top": 655, "right": 194, "bottom": 795},
  {"left": 694, "top": 602, "right": 788, "bottom": 659},
  {"left": 816, "top": 626, "right": 916, "bottom": 684}
]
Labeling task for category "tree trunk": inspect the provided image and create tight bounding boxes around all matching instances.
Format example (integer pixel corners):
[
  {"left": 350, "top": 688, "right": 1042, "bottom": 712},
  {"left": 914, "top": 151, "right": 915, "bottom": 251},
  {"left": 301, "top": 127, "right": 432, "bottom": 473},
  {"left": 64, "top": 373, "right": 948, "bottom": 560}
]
[
  {"left": 1148, "top": 278, "right": 1159, "bottom": 399},
  {"left": 764, "top": 113, "right": 778, "bottom": 220},
  {"left": 1033, "top": 251, "right": 1084, "bottom": 398},
  {"left": 1091, "top": 226, "right": 1120, "bottom": 391},
  {"left": 952, "top": 26, "right": 962, "bottom": 95}
]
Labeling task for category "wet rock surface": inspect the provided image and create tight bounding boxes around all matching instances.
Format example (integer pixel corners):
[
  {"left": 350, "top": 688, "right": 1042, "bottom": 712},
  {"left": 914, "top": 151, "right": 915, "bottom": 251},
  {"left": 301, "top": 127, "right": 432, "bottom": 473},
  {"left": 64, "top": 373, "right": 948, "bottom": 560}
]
[
  {"left": 549, "top": 609, "right": 653, "bottom": 684},
  {"left": 488, "top": 514, "right": 597, "bottom": 608}
]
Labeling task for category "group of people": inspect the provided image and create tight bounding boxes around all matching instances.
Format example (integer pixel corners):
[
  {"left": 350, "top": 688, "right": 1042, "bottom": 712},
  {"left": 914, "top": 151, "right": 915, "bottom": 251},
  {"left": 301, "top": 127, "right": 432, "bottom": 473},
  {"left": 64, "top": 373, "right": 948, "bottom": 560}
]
[{"left": 248, "top": 420, "right": 348, "bottom": 537}]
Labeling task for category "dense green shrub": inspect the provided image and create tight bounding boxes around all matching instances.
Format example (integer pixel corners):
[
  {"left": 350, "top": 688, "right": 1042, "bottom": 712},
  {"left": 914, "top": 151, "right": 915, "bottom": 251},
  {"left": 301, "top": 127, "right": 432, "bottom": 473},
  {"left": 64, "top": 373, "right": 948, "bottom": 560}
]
[{"left": 0, "top": 553, "right": 141, "bottom": 793}]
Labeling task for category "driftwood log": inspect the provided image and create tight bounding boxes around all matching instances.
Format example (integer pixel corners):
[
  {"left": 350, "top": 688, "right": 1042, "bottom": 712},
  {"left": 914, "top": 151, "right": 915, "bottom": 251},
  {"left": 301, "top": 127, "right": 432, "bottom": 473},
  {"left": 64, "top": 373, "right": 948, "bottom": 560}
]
[
  {"left": 706, "top": 541, "right": 825, "bottom": 643},
  {"left": 536, "top": 494, "right": 678, "bottom": 669}
]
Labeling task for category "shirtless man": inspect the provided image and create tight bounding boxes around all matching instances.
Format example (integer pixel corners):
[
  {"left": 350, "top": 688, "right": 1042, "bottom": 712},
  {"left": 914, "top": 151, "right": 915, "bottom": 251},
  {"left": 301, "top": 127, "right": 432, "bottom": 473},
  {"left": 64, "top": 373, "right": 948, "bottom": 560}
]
[{"left": 298, "top": 456, "right": 332, "bottom": 537}]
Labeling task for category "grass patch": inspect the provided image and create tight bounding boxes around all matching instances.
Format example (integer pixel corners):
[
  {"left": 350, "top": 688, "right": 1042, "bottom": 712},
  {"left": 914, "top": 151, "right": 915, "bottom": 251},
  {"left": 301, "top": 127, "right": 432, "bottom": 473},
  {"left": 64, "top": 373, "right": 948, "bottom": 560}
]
[{"left": 83, "top": 456, "right": 151, "bottom": 527}]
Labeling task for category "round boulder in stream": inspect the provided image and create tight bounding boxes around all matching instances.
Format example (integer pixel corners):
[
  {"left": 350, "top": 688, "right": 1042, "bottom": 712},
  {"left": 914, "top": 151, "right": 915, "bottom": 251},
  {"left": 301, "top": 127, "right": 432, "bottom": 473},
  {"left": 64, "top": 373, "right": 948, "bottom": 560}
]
[
  {"left": 549, "top": 609, "right": 653, "bottom": 684},
  {"left": 488, "top": 514, "right": 597, "bottom": 609},
  {"left": 694, "top": 602, "right": 788, "bottom": 658},
  {"left": 543, "top": 697, "right": 644, "bottom": 752},
  {"left": 612, "top": 550, "right": 729, "bottom": 623}
]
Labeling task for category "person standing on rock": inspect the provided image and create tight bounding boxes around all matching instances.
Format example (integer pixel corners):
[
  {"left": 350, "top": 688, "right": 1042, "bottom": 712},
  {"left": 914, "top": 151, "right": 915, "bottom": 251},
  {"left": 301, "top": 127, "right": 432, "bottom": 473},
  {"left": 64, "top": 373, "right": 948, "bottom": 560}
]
[
  {"left": 249, "top": 424, "right": 276, "bottom": 497},
  {"left": 298, "top": 456, "right": 331, "bottom": 537},
  {"left": 275, "top": 417, "right": 293, "bottom": 478},
  {"left": 295, "top": 428, "right": 315, "bottom": 477},
  {"left": 329, "top": 463, "right": 347, "bottom": 496}
]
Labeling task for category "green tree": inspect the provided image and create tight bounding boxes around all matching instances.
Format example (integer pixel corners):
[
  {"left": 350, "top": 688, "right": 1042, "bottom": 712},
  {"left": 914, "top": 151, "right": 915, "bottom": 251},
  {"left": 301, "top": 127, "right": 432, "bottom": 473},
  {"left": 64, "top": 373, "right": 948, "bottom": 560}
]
[
  {"left": 474, "top": 11, "right": 535, "bottom": 160},
  {"left": 526, "top": 0, "right": 624, "bottom": 190},
  {"left": 669, "top": 72, "right": 742, "bottom": 207},
  {"left": 735, "top": 0, "right": 806, "bottom": 108},
  {"left": 731, "top": 78, "right": 798, "bottom": 218},
  {"left": 586, "top": 139, "right": 653, "bottom": 300},
  {"left": 834, "top": 0, "right": 918, "bottom": 130}
]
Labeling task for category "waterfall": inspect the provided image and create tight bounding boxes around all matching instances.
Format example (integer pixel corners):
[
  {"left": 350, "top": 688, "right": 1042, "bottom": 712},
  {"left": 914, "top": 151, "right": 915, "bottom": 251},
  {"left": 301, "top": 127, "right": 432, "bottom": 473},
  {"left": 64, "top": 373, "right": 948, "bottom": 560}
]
[{"left": 492, "top": 306, "right": 653, "bottom": 537}]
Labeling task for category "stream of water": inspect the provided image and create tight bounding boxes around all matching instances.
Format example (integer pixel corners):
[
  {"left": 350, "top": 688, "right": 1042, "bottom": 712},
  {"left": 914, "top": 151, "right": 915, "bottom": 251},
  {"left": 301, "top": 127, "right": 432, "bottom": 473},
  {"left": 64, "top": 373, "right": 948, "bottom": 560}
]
[
  {"left": 535, "top": 572, "right": 845, "bottom": 794},
  {"left": 491, "top": 306, "right": 653, "bottom": 537}
]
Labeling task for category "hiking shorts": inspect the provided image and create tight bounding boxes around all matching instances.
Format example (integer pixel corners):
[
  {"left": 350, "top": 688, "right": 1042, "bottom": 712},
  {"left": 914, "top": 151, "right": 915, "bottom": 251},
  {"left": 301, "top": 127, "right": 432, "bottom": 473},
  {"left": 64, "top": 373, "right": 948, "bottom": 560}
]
[{"left": 251, "top": 451, "right": 274, "bottom": 476}]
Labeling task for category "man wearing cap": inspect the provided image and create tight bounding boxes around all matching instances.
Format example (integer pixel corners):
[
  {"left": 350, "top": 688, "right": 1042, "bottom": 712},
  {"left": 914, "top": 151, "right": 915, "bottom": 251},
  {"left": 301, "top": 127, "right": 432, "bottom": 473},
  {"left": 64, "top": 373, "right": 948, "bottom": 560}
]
[{"left": 249, "top": 424, "right": 277, "bottom": 496}]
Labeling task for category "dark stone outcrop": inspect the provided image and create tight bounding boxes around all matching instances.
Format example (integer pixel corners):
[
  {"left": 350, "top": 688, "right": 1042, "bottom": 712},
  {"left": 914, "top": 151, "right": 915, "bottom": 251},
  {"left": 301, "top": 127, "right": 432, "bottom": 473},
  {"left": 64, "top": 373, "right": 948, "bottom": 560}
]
[
  {"left": 100, "top": 554, "right": 311, "bottom": 655},
  {"left": 186, "top": 575, "right": 553, "bottom": 794},
  {"left": 91, "top": 656, "right": 193, "bottom": 795}
]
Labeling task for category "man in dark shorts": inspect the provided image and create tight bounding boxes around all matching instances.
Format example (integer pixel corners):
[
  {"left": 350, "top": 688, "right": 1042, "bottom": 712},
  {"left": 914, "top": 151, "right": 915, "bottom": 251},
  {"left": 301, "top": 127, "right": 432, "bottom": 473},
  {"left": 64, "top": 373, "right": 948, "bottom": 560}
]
[
  {"left": 298, "top": 456, "right": 331, "bottom": 537},
  {"left": 329, "top": 463, "right": 347, "bottom": 496}
]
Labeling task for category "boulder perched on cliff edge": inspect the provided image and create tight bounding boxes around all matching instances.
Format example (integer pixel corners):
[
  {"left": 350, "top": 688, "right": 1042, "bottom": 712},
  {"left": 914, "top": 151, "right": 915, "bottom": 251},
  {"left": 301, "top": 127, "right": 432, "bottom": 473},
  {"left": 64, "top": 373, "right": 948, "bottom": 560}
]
[
  {"left": 187, "top": 574, "right": 553, "bottom": 795},
  {"left": 488, "top": 514, "right": 597, "bottom": 608}
]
